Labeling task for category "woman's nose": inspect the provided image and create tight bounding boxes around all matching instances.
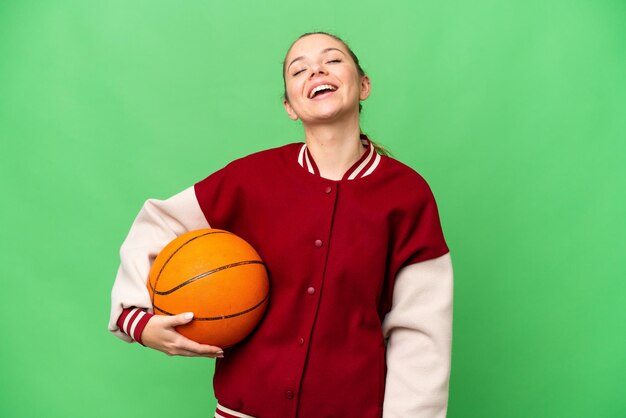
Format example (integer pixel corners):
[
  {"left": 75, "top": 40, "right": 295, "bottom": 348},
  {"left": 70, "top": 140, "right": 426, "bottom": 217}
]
[{"left": 308, "top": 63, "right": 328, "bottom": 78}]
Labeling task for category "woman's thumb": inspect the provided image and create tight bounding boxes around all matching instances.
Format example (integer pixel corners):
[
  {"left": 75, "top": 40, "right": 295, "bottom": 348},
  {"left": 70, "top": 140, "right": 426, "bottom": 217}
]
[{"left": 170, "top": 312, "right": 194, "bottom": 326}]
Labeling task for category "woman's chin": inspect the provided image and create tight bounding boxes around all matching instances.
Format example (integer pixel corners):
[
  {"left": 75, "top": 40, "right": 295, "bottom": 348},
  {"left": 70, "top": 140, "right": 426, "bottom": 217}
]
[{"left": 302, "top": 105, "right": 356, "bottom": 125}]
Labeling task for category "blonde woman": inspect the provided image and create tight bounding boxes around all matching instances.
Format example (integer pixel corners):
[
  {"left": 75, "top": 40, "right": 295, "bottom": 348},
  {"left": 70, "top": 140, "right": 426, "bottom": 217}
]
[{"left": 110, "top": 32, "right": 453, "bottom": 418}]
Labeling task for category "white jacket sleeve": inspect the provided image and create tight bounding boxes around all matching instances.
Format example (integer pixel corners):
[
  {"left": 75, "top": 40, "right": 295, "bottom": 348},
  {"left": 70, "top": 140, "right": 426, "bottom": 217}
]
[
  {"left": 108, "top": 186, "right": 210, "bottom": 341},
  {"left": 381, "top": 252, "right": 454, "bottom": 418}
]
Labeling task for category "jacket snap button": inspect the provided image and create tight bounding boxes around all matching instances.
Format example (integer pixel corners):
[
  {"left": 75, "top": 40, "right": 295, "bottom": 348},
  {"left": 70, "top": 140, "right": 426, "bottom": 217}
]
[
  {"left": 324, "top": 186, "right": 332, "bottom": 194},
  {"left": 298, "top": 337, "right": 305, "bottom": 346},
  {"left": 307, "top": 287, "right": 315, "bottom": 295},
  {"left": 286, "top": 390, "right": 294, "bottom": 399},
  {"left": 314, "top": 239, "right": 323, "bottom": 247}
]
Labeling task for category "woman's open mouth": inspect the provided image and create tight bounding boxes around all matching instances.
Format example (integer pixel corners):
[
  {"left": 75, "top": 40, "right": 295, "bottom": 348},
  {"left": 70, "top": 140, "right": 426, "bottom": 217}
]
[{"left": 308, "top": 84, "right": 338, "bottom": 99}]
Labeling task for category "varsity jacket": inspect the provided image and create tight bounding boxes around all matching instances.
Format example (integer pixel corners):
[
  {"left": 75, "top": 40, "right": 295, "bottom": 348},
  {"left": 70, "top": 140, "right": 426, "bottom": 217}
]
[{"left": 110, "top": 139, "right": 453, "bottom": 418}]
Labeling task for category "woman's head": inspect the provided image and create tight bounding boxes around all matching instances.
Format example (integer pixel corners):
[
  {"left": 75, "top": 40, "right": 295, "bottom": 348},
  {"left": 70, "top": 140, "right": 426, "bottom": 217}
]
[{"left": 282, "top": 32, "right": 370, "bottom": 123}]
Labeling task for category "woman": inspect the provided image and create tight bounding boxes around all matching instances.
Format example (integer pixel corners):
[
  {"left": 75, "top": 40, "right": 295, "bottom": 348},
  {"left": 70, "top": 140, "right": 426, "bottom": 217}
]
[{"left": 110, "top": 32, "right": 453, "bottom": 418}]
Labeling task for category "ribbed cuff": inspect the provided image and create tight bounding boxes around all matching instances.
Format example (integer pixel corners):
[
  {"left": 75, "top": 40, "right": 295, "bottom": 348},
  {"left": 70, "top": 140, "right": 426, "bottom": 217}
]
[{"left": 117, "top": 307, "right": 154, "bottom": 346}]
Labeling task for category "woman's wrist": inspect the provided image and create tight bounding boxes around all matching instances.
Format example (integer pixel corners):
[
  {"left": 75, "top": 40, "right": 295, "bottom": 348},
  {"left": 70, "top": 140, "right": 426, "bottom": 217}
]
[{"left": 117, "top": 307, "right": 154, "bottom": 345}]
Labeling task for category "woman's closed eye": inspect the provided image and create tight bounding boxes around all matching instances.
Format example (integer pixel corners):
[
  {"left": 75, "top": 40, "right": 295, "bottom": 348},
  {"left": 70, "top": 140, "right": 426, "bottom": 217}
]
[{"left": 291, "top": 58, "right": 341, "bottom": 76}]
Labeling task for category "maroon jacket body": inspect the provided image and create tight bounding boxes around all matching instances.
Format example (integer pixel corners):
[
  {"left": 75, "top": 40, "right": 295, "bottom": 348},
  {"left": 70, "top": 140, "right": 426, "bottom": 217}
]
[{"left": 193, "top": 143, "right": 449, "bottom": 417}]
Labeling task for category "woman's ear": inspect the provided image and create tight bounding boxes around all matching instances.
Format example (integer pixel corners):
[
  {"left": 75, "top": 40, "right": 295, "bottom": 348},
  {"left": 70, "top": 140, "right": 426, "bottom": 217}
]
[
  {"left": 283, "top": 99, "right": 299, "bottom": 121},
  {"left": 359, "top": 75, "right": 371, "bottom": 101}
]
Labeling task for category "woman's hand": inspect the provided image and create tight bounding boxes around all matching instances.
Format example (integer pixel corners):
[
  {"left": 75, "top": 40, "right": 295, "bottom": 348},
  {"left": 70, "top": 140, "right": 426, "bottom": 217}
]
[{"left": 141, "top": 312, "right": 224, "bottom": 358}]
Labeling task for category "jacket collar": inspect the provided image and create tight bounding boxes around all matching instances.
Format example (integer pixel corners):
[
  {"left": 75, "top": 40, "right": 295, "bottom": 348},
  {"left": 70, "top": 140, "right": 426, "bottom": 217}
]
[{"left": 297, "top": 134, "right": 381, "bottom": 180}]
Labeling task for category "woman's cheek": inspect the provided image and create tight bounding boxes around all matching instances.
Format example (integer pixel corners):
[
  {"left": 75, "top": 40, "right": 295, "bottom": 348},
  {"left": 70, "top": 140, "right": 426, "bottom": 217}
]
[{"left": 288, "top": 83, "right": 304, "bottom": 104}]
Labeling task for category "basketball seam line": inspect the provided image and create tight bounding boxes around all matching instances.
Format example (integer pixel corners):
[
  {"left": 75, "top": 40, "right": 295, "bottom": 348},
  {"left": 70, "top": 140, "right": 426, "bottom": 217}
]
[
  {"left": 152, "top": 260, "right": 265, "bottom": 295},
  {"left": 153, "top": 291, "right": 269, "bottom": 321}
]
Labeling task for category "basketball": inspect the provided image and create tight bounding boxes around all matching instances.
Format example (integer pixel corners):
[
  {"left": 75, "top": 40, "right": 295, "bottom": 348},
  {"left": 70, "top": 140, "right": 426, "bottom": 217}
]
[{"left": 147, "top": 229, "right": 269, "bottom": 348}]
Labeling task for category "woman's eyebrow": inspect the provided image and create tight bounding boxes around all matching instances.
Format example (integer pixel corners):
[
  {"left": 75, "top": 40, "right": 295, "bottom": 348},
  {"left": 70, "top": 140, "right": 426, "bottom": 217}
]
[
  {"left": 287, "top": 48, "right": 347, "bottom": 70},
  {"left": 320, "top": 47, "right": 346, "bottom": 56},
  {"left": 287, "top": 56, "right": 305, "bottom": 71}
]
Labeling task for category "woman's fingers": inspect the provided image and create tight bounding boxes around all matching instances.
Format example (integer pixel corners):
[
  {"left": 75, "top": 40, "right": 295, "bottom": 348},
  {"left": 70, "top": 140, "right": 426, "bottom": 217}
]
[
  {"left": 166, "top": 312, "right": 224, "bottom": 357},
  {"left": 174, "top": 338, "right": 224, "bottom": 358},
  {"left": 142, "top": 312, "right": 224, "bottom": 357}
]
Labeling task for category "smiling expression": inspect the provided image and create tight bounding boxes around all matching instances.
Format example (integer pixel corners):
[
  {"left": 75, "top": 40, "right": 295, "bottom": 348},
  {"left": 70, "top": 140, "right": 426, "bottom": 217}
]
[{"left": 283, "top": 34, "right": 370, "bottom": 124}]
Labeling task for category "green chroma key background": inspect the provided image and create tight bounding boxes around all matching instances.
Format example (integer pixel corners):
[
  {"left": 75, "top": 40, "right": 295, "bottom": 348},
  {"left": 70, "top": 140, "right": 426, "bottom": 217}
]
[{"left": 1, "top": 1, "right": 624, "bottom": 417}]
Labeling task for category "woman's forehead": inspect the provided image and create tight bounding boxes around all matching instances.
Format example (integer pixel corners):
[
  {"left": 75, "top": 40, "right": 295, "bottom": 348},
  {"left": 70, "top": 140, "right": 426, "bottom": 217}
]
[{"left": 286, "top": 34, "right": 348, "bottom": 60}]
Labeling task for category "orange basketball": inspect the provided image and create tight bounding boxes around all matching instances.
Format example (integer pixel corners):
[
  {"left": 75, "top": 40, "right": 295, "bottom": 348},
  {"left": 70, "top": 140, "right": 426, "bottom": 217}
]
[{"left": 147, "top": 229, "right": 269, "bottom": 348}]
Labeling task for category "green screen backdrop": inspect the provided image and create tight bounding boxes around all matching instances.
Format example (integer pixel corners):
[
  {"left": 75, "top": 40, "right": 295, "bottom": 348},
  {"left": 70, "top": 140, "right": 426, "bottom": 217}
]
[{"left": 1, "top": 1, "right": 624, "bottom": 417}]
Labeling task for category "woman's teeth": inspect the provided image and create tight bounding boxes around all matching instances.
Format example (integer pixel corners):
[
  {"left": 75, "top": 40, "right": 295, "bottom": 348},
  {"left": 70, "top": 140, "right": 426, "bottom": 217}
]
[{"left": 310, "top": 84, "right": 337, "bottom": 98}]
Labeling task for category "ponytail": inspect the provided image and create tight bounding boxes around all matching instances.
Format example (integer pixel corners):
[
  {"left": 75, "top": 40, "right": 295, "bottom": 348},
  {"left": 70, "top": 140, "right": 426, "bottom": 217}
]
[
  {"left": 361, "top": 131, "right": 391, "bottom": 157},
  {"left": 370, "top": 139, "right": 391, "bottom": 157}
]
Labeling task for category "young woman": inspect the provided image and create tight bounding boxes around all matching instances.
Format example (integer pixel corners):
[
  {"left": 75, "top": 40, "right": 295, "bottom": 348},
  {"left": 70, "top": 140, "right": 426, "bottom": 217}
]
[{"left": 110, "top": 32, "right": 453, "bottom": 418}]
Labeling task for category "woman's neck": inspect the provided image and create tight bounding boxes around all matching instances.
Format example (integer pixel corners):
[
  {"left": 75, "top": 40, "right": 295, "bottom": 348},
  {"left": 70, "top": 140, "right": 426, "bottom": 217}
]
[{"left": 303, "top": 118, "right": 364, "bottom": 181}]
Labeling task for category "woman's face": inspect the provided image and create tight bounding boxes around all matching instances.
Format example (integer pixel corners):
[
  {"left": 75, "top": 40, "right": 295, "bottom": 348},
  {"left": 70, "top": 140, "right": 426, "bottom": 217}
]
[{"left": 283, "top": 34, "right": 370, "bottom": 124}]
